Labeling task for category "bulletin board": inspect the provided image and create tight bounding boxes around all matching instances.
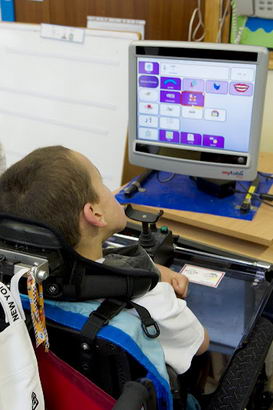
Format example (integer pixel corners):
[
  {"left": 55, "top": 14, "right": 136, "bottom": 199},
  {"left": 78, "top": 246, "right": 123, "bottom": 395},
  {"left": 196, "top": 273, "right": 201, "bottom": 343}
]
[
  {"left": 0, "top": 23, "right": 139, "bottom": 190},
  {"left": 204, "top": 0, "right": 273, "bottom": 69},
  {"left": 231, "top": 16, "right": 273, "bottom": 49}
]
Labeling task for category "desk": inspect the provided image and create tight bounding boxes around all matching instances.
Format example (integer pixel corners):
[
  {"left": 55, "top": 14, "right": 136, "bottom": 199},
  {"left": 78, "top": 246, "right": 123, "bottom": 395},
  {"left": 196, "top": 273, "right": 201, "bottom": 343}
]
[{"left": 128, "top": 152, "right": 273, "bottom": 264}]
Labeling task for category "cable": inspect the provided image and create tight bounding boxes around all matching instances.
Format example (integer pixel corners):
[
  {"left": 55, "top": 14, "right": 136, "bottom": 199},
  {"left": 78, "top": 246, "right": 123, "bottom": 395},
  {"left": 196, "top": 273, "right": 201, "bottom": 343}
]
[
  {"left": 188, "top": 7, "right": 198, "bottom": 41},
  {"left": 230, "top": 0, "right": 247, "bottom": 44},
  {"left": 231, "top": 0, "right": 239, "bottom": 42},
  {"left": 258, "top": 171, "right": 273, "bottom": 179},
  {"left": 156, "top": 172, "right": 176, "bottom": 184},
  {"left": 216, "top": 0, "right": 231, "bottom": 43},
  {"left": 235, "top": 190, "right": 273, "bottom": 201},
  {"left": 260, "top": 200, "right": 273, "bottom": 208},
  {"left": 235, "top": 182, "right": 273, "bottom": 209},
  {"left": 236, "top": 180, "right": 252, "bottom": 193},
  {"left": 188, "top": 0, "right": 206, "bottom": 42}
]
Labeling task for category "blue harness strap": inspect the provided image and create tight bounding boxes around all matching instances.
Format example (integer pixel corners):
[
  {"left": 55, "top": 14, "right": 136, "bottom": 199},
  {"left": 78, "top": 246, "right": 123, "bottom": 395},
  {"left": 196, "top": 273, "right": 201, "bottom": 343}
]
[{"left": 21, "top": 295, "right": 173, "bottom": 410}]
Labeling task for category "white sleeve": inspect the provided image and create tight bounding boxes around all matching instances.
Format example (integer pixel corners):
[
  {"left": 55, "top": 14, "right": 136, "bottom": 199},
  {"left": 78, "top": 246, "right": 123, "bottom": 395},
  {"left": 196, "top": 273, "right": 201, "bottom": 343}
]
[{"left": 133, "top": 282, "right": 205, "bottom": 374}]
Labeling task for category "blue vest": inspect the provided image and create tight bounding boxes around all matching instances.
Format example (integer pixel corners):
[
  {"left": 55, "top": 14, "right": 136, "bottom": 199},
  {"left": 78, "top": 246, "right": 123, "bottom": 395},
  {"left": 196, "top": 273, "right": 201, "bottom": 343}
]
[{"left": 21, "top": 295, "right": 173, "bottom": 410}]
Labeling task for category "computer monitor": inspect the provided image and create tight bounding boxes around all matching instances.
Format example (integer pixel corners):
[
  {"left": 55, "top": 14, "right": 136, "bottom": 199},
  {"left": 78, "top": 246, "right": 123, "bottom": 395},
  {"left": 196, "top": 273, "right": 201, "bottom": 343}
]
[{"left": 128, "top": 41, "right": 268, "bottom": 181}]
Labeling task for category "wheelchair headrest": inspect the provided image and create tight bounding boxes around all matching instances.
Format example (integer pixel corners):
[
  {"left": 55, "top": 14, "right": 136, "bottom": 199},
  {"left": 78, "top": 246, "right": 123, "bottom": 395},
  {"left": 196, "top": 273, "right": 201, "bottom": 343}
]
[
  {"left": 0, "top": 214, "right": 159, "bottom": 301},
  {"left": 0, "top": 216, "right": 62, "bottom": 249}
]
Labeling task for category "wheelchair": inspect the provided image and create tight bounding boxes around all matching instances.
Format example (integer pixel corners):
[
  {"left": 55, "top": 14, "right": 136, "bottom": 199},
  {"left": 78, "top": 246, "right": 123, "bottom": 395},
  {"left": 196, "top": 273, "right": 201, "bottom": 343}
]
[{"left": 0, "top": 208, "right": 273, "bottom": 410}]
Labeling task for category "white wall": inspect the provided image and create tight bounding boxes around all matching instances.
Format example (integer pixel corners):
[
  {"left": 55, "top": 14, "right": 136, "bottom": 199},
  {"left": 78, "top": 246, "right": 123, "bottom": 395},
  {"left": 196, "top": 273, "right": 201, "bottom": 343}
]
[{"left": 260, "top": 69, "right": 273, "bottom": 152}]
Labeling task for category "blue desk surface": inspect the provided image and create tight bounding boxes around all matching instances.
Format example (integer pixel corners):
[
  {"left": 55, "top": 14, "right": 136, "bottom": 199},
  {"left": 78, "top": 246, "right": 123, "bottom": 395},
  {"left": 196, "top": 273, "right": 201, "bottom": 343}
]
[{"left": 116, "top": 172, "right": 273, "bottom": 221}]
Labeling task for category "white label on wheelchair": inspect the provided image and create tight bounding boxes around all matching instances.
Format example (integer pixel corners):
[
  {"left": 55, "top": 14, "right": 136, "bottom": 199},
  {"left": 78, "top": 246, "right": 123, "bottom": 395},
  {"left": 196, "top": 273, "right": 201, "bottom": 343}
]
[{"left": 0, "top": 282, "right": 21, "bottom": 323}]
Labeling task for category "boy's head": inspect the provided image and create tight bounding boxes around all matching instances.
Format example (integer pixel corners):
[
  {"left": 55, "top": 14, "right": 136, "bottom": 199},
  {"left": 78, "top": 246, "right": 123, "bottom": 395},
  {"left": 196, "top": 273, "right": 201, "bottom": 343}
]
[{"left": 0, "top": 146, "right": 126, "bottom": 249}]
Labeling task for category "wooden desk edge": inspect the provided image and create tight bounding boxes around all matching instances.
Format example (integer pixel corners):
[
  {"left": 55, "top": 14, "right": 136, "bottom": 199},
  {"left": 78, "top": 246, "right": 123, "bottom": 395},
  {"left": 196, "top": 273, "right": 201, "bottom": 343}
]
[
  {"left": 162, "top": 210, "right": 273, "bottom": 247},
  {"left": 131, "top": 204, "right": 273, "bottom": 247}
]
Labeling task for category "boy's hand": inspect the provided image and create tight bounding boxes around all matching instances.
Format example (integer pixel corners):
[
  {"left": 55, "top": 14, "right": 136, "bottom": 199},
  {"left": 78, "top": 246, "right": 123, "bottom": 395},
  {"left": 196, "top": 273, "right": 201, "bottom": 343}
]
[{"left": 155, "top": 264, "right": 189, "bottom": 299}]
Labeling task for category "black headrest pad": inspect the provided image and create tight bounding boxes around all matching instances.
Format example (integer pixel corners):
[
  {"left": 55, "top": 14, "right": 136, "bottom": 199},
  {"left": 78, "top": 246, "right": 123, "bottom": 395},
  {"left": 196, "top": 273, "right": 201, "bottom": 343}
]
[
  {"left": 0, "top": 214, "right": 159, "bottom": 301},
  {"left": 0, "top": 216, "right": 62, "bottom": 249}
]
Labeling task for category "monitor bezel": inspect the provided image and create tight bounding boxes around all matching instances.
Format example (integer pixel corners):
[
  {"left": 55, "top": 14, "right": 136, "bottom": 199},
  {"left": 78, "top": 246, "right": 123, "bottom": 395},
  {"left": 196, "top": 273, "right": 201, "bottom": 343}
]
[{"left": 128, "top": 41, "right": 268, "bottom": 181}]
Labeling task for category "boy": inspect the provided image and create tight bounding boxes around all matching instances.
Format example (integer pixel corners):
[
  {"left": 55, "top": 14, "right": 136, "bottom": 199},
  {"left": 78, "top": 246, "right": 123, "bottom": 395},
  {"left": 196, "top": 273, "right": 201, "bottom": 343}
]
[{"left": 0, "top": 145, "right": 209, "bottom": 374}]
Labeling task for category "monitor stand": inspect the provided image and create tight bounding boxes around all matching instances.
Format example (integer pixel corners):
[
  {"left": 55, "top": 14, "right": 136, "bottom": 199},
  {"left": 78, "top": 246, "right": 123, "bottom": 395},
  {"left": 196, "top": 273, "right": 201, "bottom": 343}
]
[{"left": 191, "top": 176, "right": 236, "bottom": 198}]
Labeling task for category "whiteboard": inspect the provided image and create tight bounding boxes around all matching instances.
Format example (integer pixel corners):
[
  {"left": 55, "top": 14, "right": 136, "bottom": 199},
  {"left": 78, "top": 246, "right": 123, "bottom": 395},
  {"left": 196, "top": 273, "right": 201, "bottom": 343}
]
[{"left": 0, "top": 23, "right": 138, "bottom": 190}]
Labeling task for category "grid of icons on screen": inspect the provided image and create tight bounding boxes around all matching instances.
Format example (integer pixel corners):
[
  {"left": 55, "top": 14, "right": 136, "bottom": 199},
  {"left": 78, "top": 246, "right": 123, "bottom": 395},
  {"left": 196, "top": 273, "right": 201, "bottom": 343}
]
[{"left": 137, "top": 58, "right": 255, "bottom": 153}]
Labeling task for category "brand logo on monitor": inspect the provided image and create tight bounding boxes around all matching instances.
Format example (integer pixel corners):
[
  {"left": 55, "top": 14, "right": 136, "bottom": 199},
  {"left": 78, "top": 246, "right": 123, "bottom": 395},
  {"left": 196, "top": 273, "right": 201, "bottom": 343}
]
[{"left": 222, "top": 170, "right": 244, "bottom": 177}]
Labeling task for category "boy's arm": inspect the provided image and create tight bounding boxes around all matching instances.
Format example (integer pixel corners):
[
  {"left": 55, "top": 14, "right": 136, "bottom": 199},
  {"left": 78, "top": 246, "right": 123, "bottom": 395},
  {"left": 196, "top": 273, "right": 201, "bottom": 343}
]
[
  {"left": 133, "top": 282, "right": 209, "bottom": 373},
  {"left": 155, "top": 264, "right": 189, "bottom": 299},
  {"left": 196, "top": 328, "right": 210, "bottom": 355},
  {"left": 156, "top": 264, "right": 210, "bottom": 354}
]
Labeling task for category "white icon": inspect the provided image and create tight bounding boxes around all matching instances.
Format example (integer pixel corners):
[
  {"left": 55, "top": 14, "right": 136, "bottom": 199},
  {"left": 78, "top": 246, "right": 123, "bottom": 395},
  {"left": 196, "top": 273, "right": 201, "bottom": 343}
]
[
  {"left": 182, "top": 106, "right": 203, "bottom": 120},
  {"left": 166, "top": 131, "right": 174, "bottom": 140},
  {"left": 187, "top": 133, "right": 195, "bottom": 142},
  {"left": 139, "top": 88, "right": 158, "bottom": 102},
  {"left": 160, "top": 104, "right": 180, "bottom": 117},
  {"left": 161, "top": 63, "right": 179, "bottom": 75},
  {"left": 145, "top": 130, "right": 151, "bottom": 138},
  {"left": 139, "top": 102, "right": 159, "bottom": 115},
  {"left": 231, "top": 68, "right": 254, "bottom": 82},
  {"left": 145, "top": 63, "right": 153, "bottom": 72},
  {"left": 139, "top": 115, "right": 158, "bottom": 128},
  {"left": 139, "top": 128, "right": 158, "bottom": 141},
  {"left": 166, "top": 93, "right": 175, "bottom": 98},
  {"left": 211, "top": 110, "right": 219, "bottom": 117},
  {"left": 160, "top": 117, "right": 180, "bottom": 131},
  {"left": 204, "top": 108, "right": 226, "bottom": 122}
]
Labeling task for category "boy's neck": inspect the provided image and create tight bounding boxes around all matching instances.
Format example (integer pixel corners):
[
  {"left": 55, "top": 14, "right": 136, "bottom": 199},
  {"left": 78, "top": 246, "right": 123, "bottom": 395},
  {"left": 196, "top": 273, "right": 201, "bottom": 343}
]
[{"left": 75, "top": 240, "right": 103, "bottom": 261}]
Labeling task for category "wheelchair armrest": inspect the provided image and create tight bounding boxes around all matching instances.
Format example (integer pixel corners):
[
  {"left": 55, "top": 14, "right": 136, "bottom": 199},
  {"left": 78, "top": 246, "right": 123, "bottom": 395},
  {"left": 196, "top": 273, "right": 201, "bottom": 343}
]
[{"left": 112, "top": 379, "right": 156, "bottom": 410}]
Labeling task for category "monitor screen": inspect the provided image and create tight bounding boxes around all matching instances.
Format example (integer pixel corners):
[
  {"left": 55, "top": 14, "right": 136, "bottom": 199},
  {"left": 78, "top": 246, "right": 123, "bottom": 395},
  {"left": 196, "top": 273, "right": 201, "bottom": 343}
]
[{"left": 128, "top": 42, "right": 268, "bottom": 181}]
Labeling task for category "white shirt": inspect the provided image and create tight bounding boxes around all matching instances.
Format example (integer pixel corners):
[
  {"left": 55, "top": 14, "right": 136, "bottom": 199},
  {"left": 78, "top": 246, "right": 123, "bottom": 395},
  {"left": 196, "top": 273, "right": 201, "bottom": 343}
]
[{"left": 97, "top": 256, "right": 204, "bottom": 374}]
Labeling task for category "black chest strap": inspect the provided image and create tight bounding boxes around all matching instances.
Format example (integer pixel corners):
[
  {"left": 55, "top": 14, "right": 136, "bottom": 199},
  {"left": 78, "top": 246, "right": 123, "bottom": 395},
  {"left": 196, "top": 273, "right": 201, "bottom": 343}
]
[
  {"left": 80, "top": 298, "right": 160, "bottom": 344},
  {"left": 80, "top": 298, "right": 126, "bottom": 344},
  {"left": 79, "top": 298, "right": 160, "bottom": 373}
]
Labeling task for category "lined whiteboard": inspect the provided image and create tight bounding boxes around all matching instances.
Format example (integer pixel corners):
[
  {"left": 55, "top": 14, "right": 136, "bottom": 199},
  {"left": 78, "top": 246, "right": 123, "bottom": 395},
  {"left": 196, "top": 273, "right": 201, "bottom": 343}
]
[{"left": 0, "top": 23, "right": 138, "bottom": 190}]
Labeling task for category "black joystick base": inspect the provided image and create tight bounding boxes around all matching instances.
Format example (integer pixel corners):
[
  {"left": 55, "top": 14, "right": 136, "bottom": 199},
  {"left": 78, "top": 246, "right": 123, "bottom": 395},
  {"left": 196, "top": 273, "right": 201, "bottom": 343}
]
[{"left": 125, "top": 205, "right": 174, "bottom": 265}]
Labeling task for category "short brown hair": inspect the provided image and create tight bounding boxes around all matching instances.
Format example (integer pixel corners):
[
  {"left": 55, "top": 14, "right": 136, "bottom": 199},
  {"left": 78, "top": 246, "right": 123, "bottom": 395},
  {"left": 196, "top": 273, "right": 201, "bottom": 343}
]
[{"left": 0, "top": 146, "right": 99, "bottom": 247}]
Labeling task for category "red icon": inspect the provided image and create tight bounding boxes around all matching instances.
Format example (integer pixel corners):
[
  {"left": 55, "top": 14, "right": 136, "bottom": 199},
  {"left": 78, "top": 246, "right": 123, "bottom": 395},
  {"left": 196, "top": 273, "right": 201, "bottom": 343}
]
[
  {"left": 234, "top": 83, "right": 249, "bottom": 93},
  {"left": 145, "top": 104, "right": 153, "bottom": 109}
]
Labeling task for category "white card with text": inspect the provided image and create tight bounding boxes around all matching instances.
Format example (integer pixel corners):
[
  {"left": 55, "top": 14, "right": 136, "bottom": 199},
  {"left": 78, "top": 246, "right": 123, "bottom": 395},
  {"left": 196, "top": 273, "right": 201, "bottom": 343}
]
[{"left": 180, "top": 264, "right": 225, "bottom": 288}]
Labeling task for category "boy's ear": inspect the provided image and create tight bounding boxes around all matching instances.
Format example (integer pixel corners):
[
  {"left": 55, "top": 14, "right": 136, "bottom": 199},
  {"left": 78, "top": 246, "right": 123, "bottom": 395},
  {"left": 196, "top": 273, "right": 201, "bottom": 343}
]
[{"left": 82, "top": 202, "right": 107, "bottom": 227}]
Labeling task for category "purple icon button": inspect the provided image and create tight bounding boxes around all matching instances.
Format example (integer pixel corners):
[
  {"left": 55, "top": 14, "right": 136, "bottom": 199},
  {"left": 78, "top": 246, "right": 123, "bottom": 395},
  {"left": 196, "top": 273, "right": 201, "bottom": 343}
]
[
  {"left": 139, "top": 75, "right": 159, "bottom": 88},
  {"left": 181, "top": 132, "right": 202, "bottom": 146},
  {"left": 181, "top": 91, "right": 204, "bottom": 107},
  {"left": 159, "top": 130, "right": 180, "bottom": 143},
  {"left": 160, "top": 77, "right": 181, "bottom": 90},
  {"left": 182, "top": 78, "right": 204, "bottom": 92},
  {"left": 203, "top": 134, "right": 225, "bottom": 148},
  {"left": 139, "top": 61, "right": 159, "bottom": 74},
  {"left": 229, "top": 82, "right": 253, "bottom": 96},
  {"left": 206, "top": 80, "right": 228, "bottom": 94},
  {"left": 160, "top": 90, "right": 181, "bottom": 104}
]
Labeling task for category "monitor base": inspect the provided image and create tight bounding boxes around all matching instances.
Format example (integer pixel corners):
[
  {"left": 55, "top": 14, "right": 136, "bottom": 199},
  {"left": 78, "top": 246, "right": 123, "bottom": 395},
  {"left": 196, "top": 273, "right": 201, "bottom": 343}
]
[{"left": 192, "top": 177, "right": 236, "bottom": 198}]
